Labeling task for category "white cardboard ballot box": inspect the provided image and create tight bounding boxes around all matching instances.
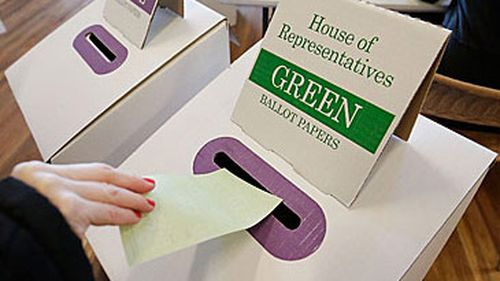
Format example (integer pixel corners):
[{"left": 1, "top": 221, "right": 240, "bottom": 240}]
[
  {"left": 87, "top": 44, "right": 496, "bottom": 281},
  {"left": 232, "top": 0, "right": 450, "bottom": 207},
  {"left": 5, "top": 0, "right": 229, "bottom": 166}
]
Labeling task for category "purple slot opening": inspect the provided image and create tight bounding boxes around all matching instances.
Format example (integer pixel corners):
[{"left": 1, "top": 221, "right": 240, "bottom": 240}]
[
  {"left": 73, "top": 25, "right": 128, "bottom": 75},
  {"left": 193, "top": 137, "right": 327, "bottom": 261}
]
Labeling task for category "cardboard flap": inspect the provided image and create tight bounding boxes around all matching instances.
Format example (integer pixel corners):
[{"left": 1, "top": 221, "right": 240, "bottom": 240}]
[
  {"left": 104, "top": 0, "right": 184, "bottom": 48},
  {"left": 394, "top": 41, "right": 449, "bottom": 141}
]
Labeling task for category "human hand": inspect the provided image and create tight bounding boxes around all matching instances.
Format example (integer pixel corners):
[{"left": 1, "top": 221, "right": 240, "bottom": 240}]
[{"left": 11, "top": 161, "right": 155, "bottom": 238}]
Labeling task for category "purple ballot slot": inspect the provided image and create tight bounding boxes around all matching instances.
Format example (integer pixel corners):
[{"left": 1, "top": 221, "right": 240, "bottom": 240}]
[
  {"left": 193, "top": 137, "right": 326, "bottom": 261},
  {"left": 73, "top": 25, "right": 128, "bottom": 75},
  {"left": 130, "top": 0, "right": 156, "bottom": 14}
]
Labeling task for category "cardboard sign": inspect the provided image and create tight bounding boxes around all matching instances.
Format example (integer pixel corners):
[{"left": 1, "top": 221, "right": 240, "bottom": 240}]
[
  {"left": 232, "top": 0, "right": 450, "bottom": 206},
  {"left": 104, "top": 0, "right": 184, "bottom": 48}
]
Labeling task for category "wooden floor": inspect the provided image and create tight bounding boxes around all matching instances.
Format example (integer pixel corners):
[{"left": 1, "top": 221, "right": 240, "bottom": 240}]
[{"left": 0, "top": 1, "right": 498, "bottom": 280}]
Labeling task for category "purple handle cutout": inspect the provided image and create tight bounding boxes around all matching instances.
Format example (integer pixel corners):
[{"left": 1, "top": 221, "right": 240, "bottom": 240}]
[
  {"left": 130, "top": 0, "right": 156, "bottom": 14},
  {"left": 193, "top": 137, "right": 326, "bottom": 261},
  {"left": 73, "top": 25, "right": 128, "bottom": 75}
]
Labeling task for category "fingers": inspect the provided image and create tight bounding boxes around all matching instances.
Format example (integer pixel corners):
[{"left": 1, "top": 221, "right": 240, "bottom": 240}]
[
  {"left": 97, "top": 167, "right": 155, "bottom": 194},
  {"left": 64, "top": 178, "right": 154, "bottom": 213},
  {"left": 84, "top": 199, "right": 142, "bottom": 226},
  {"left": 11, "top": 161, "right": 155, "bottom": 238},
  {"left": 39, "top": 163, "right": 155, "bottom": 194},
  {"left": 11, "top": 161, "right": 48, "bottom": 185},
  {"left": 56, "top": 193, "right": 141, "bottom": 237}
]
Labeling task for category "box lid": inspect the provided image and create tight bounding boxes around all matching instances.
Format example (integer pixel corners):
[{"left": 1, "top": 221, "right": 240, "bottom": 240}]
[{"left": 5, "top": 0, "right": 225, "bottom": 161}]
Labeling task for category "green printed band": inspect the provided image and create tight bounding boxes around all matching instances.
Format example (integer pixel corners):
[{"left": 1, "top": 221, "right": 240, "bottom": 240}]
[{"left": 249, "top": 49, "right": 395, "bottom": 154}]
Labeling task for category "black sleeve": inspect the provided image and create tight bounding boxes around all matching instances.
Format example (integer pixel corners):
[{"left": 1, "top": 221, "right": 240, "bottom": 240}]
[
  {"left": 438, "top": 0, "right": 500, "bottom": 89},
  {"left": 0, "top": 177, "right": 94, "bottom": 281}
]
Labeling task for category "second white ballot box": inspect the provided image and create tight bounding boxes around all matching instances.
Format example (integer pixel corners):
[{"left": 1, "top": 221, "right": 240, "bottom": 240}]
[
  {"left": 87, "top": 44, "right": 496, "bottom": 281},
  {"left": 6, "top": 0, "right": 229, "bottom": 166}
]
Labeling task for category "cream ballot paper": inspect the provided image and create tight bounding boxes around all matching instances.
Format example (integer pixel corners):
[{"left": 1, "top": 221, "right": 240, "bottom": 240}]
[
  {"left": 232, "top": 0, "right": 450, "bottom": 206},
  {"left": 120, "top": 170, "right": 282, "bottom": 266}
]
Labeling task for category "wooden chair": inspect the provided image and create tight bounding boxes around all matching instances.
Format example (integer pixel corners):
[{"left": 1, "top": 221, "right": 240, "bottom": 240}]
[{"left": 422, "top": 74, "right": 500, "bottom": 161}]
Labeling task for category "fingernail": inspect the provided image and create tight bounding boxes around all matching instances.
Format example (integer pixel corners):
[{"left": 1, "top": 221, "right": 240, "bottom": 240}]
[
  {"left": 143, "top": 177, "right": 155, "bottom": 187},
  {"left": 134, "top": 210, "right": 142, "bottom": 218},
  {"left": 146, "top": 198, "right": 156, "bottom": 207}
]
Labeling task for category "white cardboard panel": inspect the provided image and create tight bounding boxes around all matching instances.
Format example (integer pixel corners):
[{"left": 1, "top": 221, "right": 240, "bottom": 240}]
[{"left": 400, "top": 170, "right": 488, "bottom": 280}]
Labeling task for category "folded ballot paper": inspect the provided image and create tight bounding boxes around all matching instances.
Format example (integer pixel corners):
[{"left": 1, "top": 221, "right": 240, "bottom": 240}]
[{"left": 120, "top": 170, "right": 282, "bottom": 266}]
